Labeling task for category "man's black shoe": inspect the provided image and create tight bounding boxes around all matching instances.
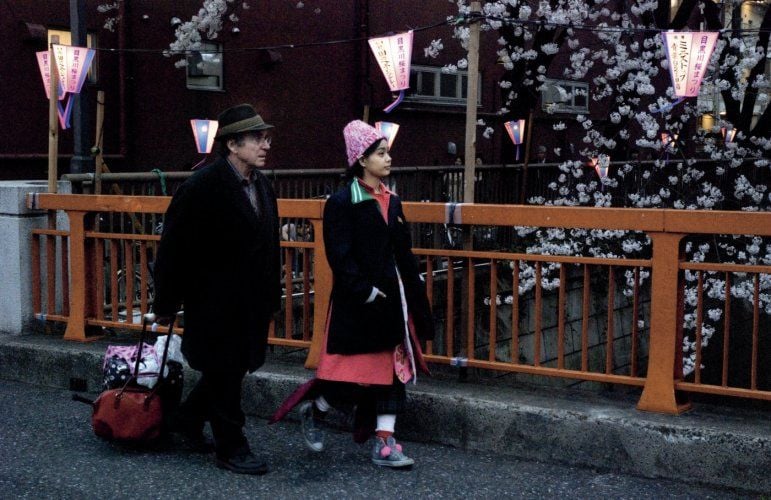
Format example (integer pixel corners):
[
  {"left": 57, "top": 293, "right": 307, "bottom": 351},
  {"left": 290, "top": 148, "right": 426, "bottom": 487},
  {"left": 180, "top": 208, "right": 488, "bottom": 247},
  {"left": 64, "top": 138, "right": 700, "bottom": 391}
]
[{"left": 215, "top": 451, "right": 268, "bottom": 475}]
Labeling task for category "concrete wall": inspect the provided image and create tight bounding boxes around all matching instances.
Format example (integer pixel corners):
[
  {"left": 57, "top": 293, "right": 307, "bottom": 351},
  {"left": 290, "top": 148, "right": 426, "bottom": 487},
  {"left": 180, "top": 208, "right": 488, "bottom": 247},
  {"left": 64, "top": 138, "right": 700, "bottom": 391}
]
[{"left": 0, "top": 181, "right": 69, "bottom": 335}]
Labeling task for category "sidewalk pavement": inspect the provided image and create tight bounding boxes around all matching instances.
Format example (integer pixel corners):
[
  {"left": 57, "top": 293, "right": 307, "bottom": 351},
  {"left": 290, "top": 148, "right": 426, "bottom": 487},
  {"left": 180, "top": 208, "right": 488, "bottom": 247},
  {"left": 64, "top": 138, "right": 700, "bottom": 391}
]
[
  {"left": 0, "top": 332, "right": 769, "bottom": 495},
  {"left": 2, "top": 379, "right": 748, "bottom": 499}
]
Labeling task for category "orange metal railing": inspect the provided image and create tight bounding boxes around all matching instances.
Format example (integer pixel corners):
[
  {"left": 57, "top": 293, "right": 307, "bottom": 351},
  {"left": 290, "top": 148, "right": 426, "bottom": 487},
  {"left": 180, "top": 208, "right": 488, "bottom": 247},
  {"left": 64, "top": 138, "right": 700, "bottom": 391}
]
[{"left": 27, "top": 193, "right": 771, "bottom": 414}]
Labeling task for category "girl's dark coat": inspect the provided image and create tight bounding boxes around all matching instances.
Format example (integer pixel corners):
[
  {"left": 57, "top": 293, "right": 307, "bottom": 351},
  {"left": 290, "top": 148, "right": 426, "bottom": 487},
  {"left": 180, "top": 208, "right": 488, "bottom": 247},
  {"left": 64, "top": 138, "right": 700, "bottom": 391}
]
[
  {"left": 323, "top": 185, "right": 434, "bottom": 355},
  {"left": 153, "top": 158, "right": 281, "bottom": 373}
]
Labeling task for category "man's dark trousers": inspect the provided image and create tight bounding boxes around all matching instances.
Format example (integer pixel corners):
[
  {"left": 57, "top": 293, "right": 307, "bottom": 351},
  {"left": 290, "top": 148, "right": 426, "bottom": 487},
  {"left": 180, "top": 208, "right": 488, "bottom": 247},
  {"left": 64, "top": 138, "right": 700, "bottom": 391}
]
[{"left": 181, "top": 368, "right": 249, "bottom": 457}]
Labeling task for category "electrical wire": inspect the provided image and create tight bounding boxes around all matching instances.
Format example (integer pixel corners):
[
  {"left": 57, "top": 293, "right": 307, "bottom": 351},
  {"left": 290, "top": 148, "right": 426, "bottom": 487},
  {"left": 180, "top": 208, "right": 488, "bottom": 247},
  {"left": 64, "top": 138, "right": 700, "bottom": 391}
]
[
  {"left": 477, "top": 12, "right": 771, "bottom": 35},
  {"left": 85, "top": 12, "right": 771, "bottom": 56},
  {"left": 92, "top": 17, "right": 453, "bottom": 55}
]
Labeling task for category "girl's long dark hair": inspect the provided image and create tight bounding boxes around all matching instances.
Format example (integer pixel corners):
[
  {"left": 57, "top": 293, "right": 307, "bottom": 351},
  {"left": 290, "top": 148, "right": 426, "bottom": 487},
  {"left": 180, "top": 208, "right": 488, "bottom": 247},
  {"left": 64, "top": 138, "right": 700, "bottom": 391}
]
[{"left": 344, "top": 139, "right": 383, "bottom": 181}]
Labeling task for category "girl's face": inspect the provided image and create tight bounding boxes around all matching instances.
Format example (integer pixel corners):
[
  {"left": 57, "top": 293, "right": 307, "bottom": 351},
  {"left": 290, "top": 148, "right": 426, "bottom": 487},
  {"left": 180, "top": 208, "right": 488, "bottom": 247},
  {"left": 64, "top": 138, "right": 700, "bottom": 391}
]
[{"left": 359, "top": 139, "right": 391, "bottom": 183}]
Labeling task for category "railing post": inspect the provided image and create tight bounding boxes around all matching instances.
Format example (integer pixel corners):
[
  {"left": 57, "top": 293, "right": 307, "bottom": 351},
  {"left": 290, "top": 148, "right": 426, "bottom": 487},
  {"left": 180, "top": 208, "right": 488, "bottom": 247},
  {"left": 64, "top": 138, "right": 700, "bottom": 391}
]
[
  {"left": 304, "top": 217, "right": 332, "bottom": 369},
  {"left": 63, "top": 210, "right": 100, "bottom": 341},
  {"left": 637, "top": 231, "right": 691, "bottom": 414}
]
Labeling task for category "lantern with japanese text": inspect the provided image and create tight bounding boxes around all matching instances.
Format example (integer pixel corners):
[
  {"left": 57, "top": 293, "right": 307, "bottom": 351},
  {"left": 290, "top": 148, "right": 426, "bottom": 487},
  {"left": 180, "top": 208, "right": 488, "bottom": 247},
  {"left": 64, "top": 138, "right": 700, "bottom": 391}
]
[
  {"left": 368, "top": 31, "right": 413, "bottom": 113},
  {"left": 661, "top": 31, "right": 719, "bottom": 99},
  {"left": 52, "top": 44, "right": 95, "bottom": 95},
  {"left": 190, "top": 119, "right": 218, "bottom": 154},
  {"left": 35, "top": 51, "right": 65, "bottom": 101},
  {"left": 504, "top": 119, "right": 526, "bottom": 161},
  {"left": 721, "top": 127, "right": 737, "bottom": 144},
  {"left": 36, "top": 44, "right": 95, "bottom": 129},
  {"left": 36, "top": 50, "right": 70, "bottom": 129},
  {"left": 374, "top": 121, "right": 399, "bottom": 150}
]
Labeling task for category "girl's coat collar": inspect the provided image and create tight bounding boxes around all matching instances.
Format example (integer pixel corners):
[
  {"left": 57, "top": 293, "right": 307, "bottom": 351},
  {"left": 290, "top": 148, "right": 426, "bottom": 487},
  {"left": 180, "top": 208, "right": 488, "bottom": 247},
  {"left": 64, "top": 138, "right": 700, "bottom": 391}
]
[{"left": 349, "top": 179, "right": 393, "bottom": 204}]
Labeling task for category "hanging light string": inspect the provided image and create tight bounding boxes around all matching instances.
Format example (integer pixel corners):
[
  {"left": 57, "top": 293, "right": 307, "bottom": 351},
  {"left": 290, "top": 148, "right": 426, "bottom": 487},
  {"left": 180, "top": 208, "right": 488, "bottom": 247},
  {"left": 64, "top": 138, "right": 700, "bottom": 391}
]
[
  {"left": 88, "top": 12, "right": 770, "bottom": 56},
  {"left": 92, "top": 17, "right": 452, "bottom": 55},
  {"left": 470, "top": 12, "right": 771, "bottom": 35}
]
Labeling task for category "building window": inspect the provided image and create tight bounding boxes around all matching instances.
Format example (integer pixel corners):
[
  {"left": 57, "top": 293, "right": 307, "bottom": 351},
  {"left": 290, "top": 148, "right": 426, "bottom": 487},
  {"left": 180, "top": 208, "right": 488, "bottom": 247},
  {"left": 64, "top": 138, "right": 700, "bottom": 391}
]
[
  {"left": 47, "top": 29, "right": 97, "bottom": 83},
  {"left": 186, "top": 42, "right": 223, "bottom": 91},
  {"left": 406, "top": 65, "right": 480, "bottom": 106},
  {"left": 540, "top": 79, "right": 589, "bottom": 113}
]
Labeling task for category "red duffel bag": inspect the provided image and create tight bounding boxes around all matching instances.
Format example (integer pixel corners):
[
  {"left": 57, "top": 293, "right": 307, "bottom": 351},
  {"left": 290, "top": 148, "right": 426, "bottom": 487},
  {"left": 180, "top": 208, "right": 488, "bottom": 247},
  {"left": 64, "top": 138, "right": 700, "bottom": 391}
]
[
  {"left": 92, "top": 385, "right": 164, "bottom": 442},
  {"left": 89, "top": 312, "right": 177, "bottom": 443}
]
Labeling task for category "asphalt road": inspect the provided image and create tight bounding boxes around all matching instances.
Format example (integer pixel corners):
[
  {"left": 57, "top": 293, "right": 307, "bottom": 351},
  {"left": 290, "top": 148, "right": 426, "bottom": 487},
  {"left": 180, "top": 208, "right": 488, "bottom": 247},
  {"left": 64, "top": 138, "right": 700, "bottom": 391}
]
[{"left": 0, "top": 380, "right": 751, "bottom": 499}]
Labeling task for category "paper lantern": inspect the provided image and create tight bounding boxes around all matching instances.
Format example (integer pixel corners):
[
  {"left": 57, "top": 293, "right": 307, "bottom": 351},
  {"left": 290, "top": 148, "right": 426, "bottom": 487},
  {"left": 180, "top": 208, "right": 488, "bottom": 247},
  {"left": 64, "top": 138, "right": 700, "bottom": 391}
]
[
  {"left": 52, "top": 44, "right": 96, "bottom": 95},
  {"left": 35, "top": 51, "right": 65, "bottom": 101},
  {"left": 504, "top": 119, "right": 526, "bottom": 161},
  {"left": 36, "top": 45, "right": 95, "bottom": 130},
  {"left": 661, "top": 132, "right": 679, "bottom": 150},
  {"left": 721, "top": 127, "right": 737, "bottom": 144},
  {"left": 190, "top": 119, "right": 219, "bottom": 154},
  {"left": 590, "top": 155, "right": 611, "bottom": 179},
  {"left": 374, "top": 121, "right": 399, "bottom": 150},
  {"left": 661, "top": 32, "right": 719, "bottom": 98},
  {"left": 368, "top": 31, "right": 413, "bottom": 113}
]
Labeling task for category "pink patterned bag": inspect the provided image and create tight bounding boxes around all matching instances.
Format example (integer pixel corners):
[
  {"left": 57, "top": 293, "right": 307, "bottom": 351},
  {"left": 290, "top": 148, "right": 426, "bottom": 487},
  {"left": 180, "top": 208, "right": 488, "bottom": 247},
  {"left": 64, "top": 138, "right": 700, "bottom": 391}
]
[
  {"left": 102, "top": 342, "right": 158, "bottom": 390},
  {"left": 102, "top": 343, "right": 156, "bottom": 374}
]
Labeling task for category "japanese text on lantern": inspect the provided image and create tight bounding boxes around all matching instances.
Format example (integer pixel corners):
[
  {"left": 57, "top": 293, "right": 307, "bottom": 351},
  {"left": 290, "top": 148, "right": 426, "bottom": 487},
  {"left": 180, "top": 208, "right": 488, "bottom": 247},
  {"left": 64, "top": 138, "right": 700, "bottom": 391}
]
[
  {"left": 662, "top": 31, "right": 718, "bottom": 98},
  {"left": 687, "top": 36, "right": 709, "bottom": 95},
  {"left": 368, "top": 31, "right": 413, "bottom": 92},
  {"left": 35, "top": 51, "right": 61, "bottom": 100},
  {"left": 372, "top": 39, "right": 397, "bottom": 89},
  {"left": 676, "top": 37, "right": 688, "bottom": 87},
  {"left": 396, "top": 36, "right": 408, "bottom": 89}
]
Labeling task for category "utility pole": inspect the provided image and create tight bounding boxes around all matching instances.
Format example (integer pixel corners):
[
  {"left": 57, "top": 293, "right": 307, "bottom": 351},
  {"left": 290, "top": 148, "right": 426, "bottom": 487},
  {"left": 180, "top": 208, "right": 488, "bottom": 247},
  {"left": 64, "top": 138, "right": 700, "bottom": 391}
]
[
  {"left": 48, "top": 47, "right": 59, "bottom": 194},
  {"left": 69, "top": 0, "right": 95, "bottom": 175},
  {"left": 460, "top": 2, "right": 482, "bottom": 367},
  {"left": 463, "top": 1, "right": 482, "bottom": 204}
]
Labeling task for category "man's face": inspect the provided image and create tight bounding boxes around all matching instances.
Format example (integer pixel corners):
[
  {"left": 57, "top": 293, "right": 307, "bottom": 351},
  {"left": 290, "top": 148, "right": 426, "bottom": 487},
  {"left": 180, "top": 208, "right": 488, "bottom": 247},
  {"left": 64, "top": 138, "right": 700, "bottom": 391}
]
[{"left": 229, "top": 131, "right": 272, "bottom": 170}]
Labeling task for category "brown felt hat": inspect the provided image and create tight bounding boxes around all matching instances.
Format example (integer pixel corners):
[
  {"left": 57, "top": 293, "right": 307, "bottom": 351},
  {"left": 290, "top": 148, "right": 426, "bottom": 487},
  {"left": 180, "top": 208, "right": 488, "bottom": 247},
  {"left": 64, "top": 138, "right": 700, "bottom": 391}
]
[{"left": 214, "top": 103, "right": 274, "bottom": 139}]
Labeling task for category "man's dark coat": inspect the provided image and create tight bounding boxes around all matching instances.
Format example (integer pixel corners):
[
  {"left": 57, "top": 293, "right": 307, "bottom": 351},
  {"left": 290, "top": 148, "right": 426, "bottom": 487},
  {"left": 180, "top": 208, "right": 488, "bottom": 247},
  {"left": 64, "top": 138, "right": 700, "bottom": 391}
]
[
  {"left": 153, "top": 157, "right": 281, "bottom": 373},
  {"left": 323, "top": 183, "right": 434, "bottom": 355}
]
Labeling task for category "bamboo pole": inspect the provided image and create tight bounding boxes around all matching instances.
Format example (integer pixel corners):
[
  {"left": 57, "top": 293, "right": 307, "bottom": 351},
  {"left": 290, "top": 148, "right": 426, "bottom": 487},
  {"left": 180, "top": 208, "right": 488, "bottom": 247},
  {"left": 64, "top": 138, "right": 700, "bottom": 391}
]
[
  {"left": 463, "top": 1, "right": 482, "bottom": 204},
  {"left": 460, "top": 2, "right": 482, "bottom": 363},
  {"left": 519, "top": 109, "right": 534, "bottom": 204},
  {"left": 93, "top": 90, "right": 105, "bottom": 194},
  {"left": 48, "top": 46, "right": 59, "bottom": 194}
]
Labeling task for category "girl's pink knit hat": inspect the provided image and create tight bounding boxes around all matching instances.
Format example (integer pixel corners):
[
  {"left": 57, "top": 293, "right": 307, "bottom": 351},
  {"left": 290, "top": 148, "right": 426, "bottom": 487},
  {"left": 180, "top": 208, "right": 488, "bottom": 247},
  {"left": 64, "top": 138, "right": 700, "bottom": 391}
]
[{"left": 343, "top": 120, "right": 384, "bottom": 166}]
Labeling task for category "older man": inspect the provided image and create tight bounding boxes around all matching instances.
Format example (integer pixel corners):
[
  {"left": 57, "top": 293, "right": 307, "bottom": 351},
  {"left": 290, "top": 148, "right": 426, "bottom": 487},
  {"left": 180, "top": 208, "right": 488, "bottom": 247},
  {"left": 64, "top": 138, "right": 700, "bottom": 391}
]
[{"left": 153, "top": 104, "right": 281, "bottom": 475}]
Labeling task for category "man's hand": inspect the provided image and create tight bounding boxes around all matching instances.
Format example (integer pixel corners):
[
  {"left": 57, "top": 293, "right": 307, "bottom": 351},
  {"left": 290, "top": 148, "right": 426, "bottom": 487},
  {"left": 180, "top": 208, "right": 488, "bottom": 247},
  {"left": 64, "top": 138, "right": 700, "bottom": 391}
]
[{"left": 145, "top": 313, "right": 174, "bottom": 326}]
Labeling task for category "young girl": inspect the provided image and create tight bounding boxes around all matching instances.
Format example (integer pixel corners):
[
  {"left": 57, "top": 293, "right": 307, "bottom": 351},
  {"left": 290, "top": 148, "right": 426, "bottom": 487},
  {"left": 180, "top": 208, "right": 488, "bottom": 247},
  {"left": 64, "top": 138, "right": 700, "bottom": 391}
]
[{"left": 295, "top": 120, "right": 433, "bottom": 468}]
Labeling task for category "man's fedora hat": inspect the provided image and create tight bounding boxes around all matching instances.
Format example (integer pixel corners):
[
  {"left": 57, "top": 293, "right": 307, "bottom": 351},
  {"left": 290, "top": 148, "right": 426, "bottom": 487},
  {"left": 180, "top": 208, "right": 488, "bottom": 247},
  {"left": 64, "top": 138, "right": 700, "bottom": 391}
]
[{"left": 215, "top": 104, "right": 274, "bottom": 139}]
